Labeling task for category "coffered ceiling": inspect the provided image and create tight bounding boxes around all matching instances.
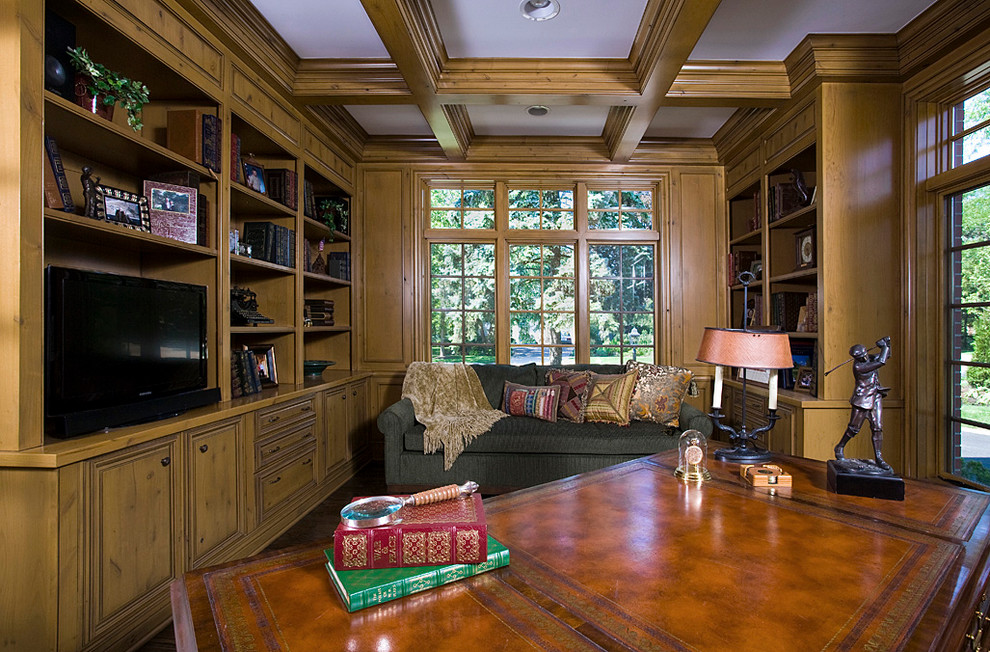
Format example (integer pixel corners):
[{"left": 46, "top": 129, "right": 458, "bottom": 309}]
[{"left": 243, "top": 0, "right": 939, "bottom": 161}]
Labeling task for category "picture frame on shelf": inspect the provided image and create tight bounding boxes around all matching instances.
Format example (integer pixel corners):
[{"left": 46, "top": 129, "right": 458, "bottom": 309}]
[
  {"left": 794, "top": 366, "right": 815, "bottom": 393},
  {"left": 143, "top": 180, "right": 198, "bottom": 244},
  {"left": 795, "top": 227, "right": 816, "bottom": 270},
  {"left": 749, "top": 259, "right": 763, "bottom": 280},
  {"left": 96, "top": 185, "right": 150, "bottom": 232},
  {"left": 249, "top": 344, "right": 278, "bottom": 386},
  {"left": 242, "top": 157, "right": 266, "bottom": 195}
]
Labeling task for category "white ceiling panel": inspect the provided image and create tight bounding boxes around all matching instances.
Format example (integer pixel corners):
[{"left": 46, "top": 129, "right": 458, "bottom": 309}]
[
  {"left": 432, "top": 0, "right": 650, "bottom": 59},
  {"left": 344, "top": 105, "right": 434, "bottom": 136},
  {"left": 646, "top": 107, "right": 738, "bottom": 139},
  {"left": 690, "top": 0, "right": 937, "bottom": 60},
  {"left": 468, "top": 105, "right": 610, "bottom": 137},
  {"left": 248, "top": 0, "right": 388, "bottom": 58}
]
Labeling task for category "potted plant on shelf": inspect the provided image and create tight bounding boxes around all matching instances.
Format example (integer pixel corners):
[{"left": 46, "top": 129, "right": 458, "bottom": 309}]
[{"left": 66, "top": 47, "right": 150, "bottom": 132}]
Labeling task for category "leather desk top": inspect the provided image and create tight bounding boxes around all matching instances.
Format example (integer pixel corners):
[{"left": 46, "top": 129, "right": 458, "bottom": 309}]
[{"left": 171, "top": 451, "right": 990, "bottom": 651}]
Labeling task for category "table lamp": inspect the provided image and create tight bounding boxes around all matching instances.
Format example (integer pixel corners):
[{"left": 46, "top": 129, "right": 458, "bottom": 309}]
[{"left": 696, "top": 288, "right": 794, "bottom": 463}]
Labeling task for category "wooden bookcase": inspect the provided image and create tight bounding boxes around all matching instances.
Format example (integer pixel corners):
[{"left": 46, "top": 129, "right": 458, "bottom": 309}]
[
  {"left": 0, "top": 1, "right": 370, "bottom": 650},
  {"left": 720, "top": 83, "right": 903, "bottom": 464}
]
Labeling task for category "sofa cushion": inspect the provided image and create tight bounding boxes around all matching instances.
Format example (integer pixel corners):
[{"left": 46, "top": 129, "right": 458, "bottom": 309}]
[
  {"left": 471, "top": 363, "right": 537, "bottom": 408},
  {"left": 402, "top": 417, "right": 677, "bottom": 456},
  {"left": 545, "top": 369, "right": 592, "bottom": 422},
  {"left": 501, "top": 382, "right": 559, "bottom": 422},
  {"left": 626, "top": 360, "right": 693, "bottom": 426},
  {"left": 584, "top": 371, "right": 638, "bottom": 425}
]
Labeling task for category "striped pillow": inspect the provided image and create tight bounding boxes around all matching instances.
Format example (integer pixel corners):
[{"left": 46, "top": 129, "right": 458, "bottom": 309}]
[
  {"left": 501, "top": 381, "right": 560, "bottom": 422},
  {"left": 584, "top": 371, "right": 638, "bottom": 426}
]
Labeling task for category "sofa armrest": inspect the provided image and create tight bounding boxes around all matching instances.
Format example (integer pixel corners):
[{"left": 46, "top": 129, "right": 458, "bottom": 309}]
[
  {"left": 378, "top": 397, "right": 417, "bottom": 439},
  {"left": 679, "top": 401, "right": 713, "bottom": 437}
]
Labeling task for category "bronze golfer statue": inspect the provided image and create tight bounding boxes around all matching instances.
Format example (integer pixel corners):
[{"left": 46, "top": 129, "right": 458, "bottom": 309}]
[{"left": 827, "top": 336, "right": 903, "bottom": 500}]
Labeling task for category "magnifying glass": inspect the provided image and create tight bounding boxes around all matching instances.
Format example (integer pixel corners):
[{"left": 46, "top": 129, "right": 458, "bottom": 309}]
[{"left": 340, "top": 480, "right": 480, "bottom": 528}]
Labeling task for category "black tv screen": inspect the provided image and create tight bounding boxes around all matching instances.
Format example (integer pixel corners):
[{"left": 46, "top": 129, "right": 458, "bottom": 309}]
[{"left": 45, "top": 266, "right": 219, "bottom": 437}]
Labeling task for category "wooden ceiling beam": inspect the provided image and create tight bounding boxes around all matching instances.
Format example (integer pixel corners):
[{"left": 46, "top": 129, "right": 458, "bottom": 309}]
[
  {"left": 608, "top": 0, "right": 723, "bottom": 162},
  {"left": 359, "top": 0, "right": 468, "bottom": 159}
]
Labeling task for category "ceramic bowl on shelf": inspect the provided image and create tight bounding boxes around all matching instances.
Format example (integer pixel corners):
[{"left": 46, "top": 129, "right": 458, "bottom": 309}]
[{"left": 303, "top": 360, "right": 335, "bottom": 376}]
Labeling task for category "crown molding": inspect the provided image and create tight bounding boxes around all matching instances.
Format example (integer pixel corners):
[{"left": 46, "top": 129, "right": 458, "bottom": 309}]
[
  {"left": 293, "top": 59, "right": 411, "bottom": 101},
  {"left": 711, "top": 107, "right": 774, "bottom": 164},
  {"left": 899, "top": 0, "right": 990, "bottom": 79},
  {"left": 667, "top": 61, "right": 791, "bottom": 103},
  {"left": 306, "top": 105, "right": 365, "bottom": 161},
  {"left": 630, "top": 138, "right": 719, "bottom": 165},
  {"left": 785, "top": 34, "right": 900, "bottom": 96}
]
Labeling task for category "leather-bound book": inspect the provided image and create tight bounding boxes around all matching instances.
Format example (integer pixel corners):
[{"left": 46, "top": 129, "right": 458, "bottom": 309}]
[{"left": 332, "top": 493, "right": 487, "bottom": 569}]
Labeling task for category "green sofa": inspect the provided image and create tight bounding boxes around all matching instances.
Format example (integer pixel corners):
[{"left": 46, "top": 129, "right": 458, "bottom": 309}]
[{"left": 378, "top": 363, "right": 713, "bottom": 493}]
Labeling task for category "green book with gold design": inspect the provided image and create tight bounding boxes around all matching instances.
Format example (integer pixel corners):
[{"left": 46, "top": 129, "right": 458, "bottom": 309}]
[{"left": 324, "top": 535, "right": 509, "bottom": 612}]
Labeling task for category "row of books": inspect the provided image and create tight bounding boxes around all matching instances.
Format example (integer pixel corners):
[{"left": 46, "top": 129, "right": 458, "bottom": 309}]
[
  {"left": 328, "top": 251, "right": 351, "bottom": 281},
  {"left": 243, "top": 221, "right": 296, "bottom": 268},
  {"left": 230, "top": 348, "right": 263, "bottom": 398},
  {"left": 727, "top": 250, "right": 761, "bottom": 286},
  {"left": 166, "top": 109, "right": 221, "bottom": 173},
  {"left": 304, "top": 299, "right": 335, "bottom": 326},
  {"left": 265, "top": 168, "right": 298, "bottom": 210},
  {"left": 326, "top": 492, "right": 508, "bottom": 611}
]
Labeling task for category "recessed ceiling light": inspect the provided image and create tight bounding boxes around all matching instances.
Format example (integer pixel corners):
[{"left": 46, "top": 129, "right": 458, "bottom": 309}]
[
  {"left": 520, "top": 0, "right": 560, "bottom": 22},
  {"left": 527, "top": 105, "right": 551, "bottom": 117}
]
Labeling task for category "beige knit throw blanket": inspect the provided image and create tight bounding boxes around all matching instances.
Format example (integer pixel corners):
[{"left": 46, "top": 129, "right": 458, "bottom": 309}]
[{"left": 401, "top": 362, "right": 506, "bottom": 470}]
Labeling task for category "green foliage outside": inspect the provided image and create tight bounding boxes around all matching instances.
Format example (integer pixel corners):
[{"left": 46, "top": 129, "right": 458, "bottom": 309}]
[{"left": 961, "top": 459, "right": 990, "bottom": 486}]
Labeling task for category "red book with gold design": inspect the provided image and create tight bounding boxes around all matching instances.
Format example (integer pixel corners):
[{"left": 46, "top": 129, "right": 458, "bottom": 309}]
[{"left": 332, "top": 493, "right": 487, "bottom": 569}]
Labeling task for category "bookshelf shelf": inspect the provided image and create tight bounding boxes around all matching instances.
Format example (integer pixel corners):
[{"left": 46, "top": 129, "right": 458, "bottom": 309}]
[
  {"left": 230, "top": 183, "right": 297, "bottom": 216},
  {"left": 231, "top": 253, "right": 295, "bottom": 274},
  {"left": 303, "top": 271, "right": 350, "bottom": 286},
  {"left": 768, "top": 202, "right": 817, "bottom": 230},
  {"left": 45, "top": 209, "right": 218, "bottom": 258}
]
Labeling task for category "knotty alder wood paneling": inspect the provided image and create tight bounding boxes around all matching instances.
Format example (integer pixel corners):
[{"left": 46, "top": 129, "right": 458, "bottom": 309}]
[{"left": 360, "top": 169, "right": 409, "bottom": 366}]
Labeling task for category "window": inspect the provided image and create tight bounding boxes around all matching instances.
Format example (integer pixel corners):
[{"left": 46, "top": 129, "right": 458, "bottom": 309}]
[
  {"left": 429, "top": 243, "right": 496, "bottom": 363},
  {"left": 589, "top": 245, "right": 655, "bottom": 364},
  {"left": 950, "top": 88, "right": 990, "bottom": 168},
  {"left": 509, "top": 244, "right": 575, "bottom": 365},
  {"left": 947, "top": 183, "right": 990, "bottom": 485},
  {"left": 587, "top": 189, "right": 653, "bottom": 230},
  {"left": 430, "top": 188, "right": 494, "bottom": 229},
  {"left": 507, "top": 189, "right": 574, "bottom": 230},
  {"left": 424, "top": 181, "right": 658, "bottom": 365}
]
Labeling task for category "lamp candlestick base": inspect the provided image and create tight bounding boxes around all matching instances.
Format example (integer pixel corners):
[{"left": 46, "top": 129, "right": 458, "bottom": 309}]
[{"left": 708, "top": 407, "right": 779, "bottom": 464}]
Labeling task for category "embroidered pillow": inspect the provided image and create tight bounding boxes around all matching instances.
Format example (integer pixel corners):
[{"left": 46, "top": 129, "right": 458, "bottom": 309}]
[
  {"left": 545, "top": 369, "right": 592, "bottom": 423},
  {"left": 501, "top": 381, "right": 560, "bottom": 422},
  {"left": 626, "top": 360, "right": 693, "bottom": 426},
  {"left": 583, "top": 371, "right": 638, "bottom": 425}
]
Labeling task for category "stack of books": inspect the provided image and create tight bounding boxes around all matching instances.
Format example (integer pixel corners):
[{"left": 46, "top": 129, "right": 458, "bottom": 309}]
[
  {"left": 304, "top": 299, "right": 334, "bottom": 326},
  {"left": 328, "top": 251, "right": 350, "bottom": 281},
  {"left": 230, "top": 347, "right": 262, "bottom": 398},
  {"left": 325, "top": 493, "right": 509, "bottom": 611},
  {"left": 243, "top": 221, "right": 296, "bottom": 268},
  {"left": 264, "top": 168, "right": 298, "bottom": 210}
]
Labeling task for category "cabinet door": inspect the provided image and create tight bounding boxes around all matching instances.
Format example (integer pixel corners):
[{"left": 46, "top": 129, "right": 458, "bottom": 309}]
[
  {"left": 347, "top": 379, "right": 369, "bottom": 460},
  {"left": 189, "top": 418, "right": 245, "bottom": 566},
  {"left": 87, "top": 438, "right": 180, "bottom": 640},
  {"left": 325, "top": 386, "right": 348, "bottom": 469}
]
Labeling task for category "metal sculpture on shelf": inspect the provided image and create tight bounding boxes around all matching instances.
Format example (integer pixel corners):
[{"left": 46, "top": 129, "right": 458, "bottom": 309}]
[{"left": 230, "top": 286, "right": 274, "bottom": 326}]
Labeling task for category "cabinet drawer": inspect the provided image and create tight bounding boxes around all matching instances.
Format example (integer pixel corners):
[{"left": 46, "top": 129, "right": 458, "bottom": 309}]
[
  {"left": 256, "top": 444, "right": 317, "bottom": 521},
  {"left": 255, "top": 420, "right": 316, "bottom": 469},
  {"left": 255, "top": 396, "right": 316, "bottom": 438}
]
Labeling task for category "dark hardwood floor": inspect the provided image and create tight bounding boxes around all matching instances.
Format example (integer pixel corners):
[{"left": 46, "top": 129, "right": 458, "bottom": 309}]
[{"left": 138, "top": 460, "right": 387, "bottom": 652}]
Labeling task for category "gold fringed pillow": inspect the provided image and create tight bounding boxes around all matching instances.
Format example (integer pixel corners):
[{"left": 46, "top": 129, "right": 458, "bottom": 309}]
[
  {"left": 583, "top": 371, "right": 638, "bottom": 425},
  {"left": 626, "top": 360, "right": 693, "bottom": 426}
]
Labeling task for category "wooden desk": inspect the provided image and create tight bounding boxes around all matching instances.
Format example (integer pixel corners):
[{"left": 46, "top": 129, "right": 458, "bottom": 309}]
[{"left": 171, "top": 452, "right": 990, "bottom": 651}]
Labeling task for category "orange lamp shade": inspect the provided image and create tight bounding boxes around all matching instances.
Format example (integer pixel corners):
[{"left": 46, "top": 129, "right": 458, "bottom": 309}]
[{"left": 696, "top": 327, "right": 794, "bottom": 370}]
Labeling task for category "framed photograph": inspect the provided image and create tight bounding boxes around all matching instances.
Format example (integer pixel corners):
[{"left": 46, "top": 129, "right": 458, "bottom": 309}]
[
  {"left": 794, "top": 366, "right": 815, "bottom": 393},
  {"left": 749, "top": 259, "right": 763, "bottom": 280},
  {"left": 242, "top": 158, "right": 266, "bottom": 195},
  {"left": 795, "top": 227, "right": 816, "bottom": 270},
  {"left": 143, "top": 180, "right": 198, "bottom": 244},
  {"left": 250, "top": 344, "right": 278, "bottom": 386},
  {"left": 96, "top": 185, "right": 150, "bottom": 232}
]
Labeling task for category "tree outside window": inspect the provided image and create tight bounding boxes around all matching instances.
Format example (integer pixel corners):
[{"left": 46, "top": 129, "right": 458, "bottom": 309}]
[
  {"left": 587, "top": 189, "right": 653, "bottom": 230},
  {"left": 589, "top": 244, "right": 655, "bottom": 364},
  {"left": 507, "top": 188, "right": 574, "bottom": 230},
  {"left": 508, "top": 244, "right": 575, "bottom": 365},
  {"left": 430, "top": 243, "right": 496, "bottom": 363},
  {"left": 430, "top": 188, "right": 495, "bottom": 229}
]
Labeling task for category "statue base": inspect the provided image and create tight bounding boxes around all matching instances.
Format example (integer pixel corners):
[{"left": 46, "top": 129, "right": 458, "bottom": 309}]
[{"left": 827, "top": 459, "right": 904, "bottom": 501}]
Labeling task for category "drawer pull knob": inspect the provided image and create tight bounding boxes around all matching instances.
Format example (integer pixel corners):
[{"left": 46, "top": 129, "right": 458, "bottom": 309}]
[
  {"left": 301, "top": 405, "right": 312, "bottom": 412},
  {"left": 352, "top": 391, "right": 358, "bottom": 397},
  {"left": 268, "top": 415, "right": 280, "bottom": 423},
  {"left": 270, "top": 476, "right": 281, "bottom": 485},
  {"left": 304, "top": 458, "right": 312, "bottom": 465},
  {"left": 199, "top": 444, "right": 209, "bottom": 453},
  {"left": 268, "top": 445, "right": 281, "bottom": 455},
  {"left": 161, "top": 456, "right": 171, "bottom": 467}
]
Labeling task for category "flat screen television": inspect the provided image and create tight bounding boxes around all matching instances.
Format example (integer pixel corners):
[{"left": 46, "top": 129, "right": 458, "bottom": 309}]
[{"left": 45, "top": 265, "right": 220, "bottom": 438}]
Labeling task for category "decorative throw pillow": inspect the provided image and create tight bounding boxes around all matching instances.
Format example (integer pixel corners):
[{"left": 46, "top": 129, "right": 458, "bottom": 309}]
[
  {"left": 583, "top": 371, "right": 638, "bottom": 426},
  {"left": 545, "top": 369, "right": 592, "bottom": 422},
  {"left": 626, "top": 360, "right": 693, "bottom": 426},
  {"left": 501, "top": 381, "right": 560, "bottom": 422}
]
